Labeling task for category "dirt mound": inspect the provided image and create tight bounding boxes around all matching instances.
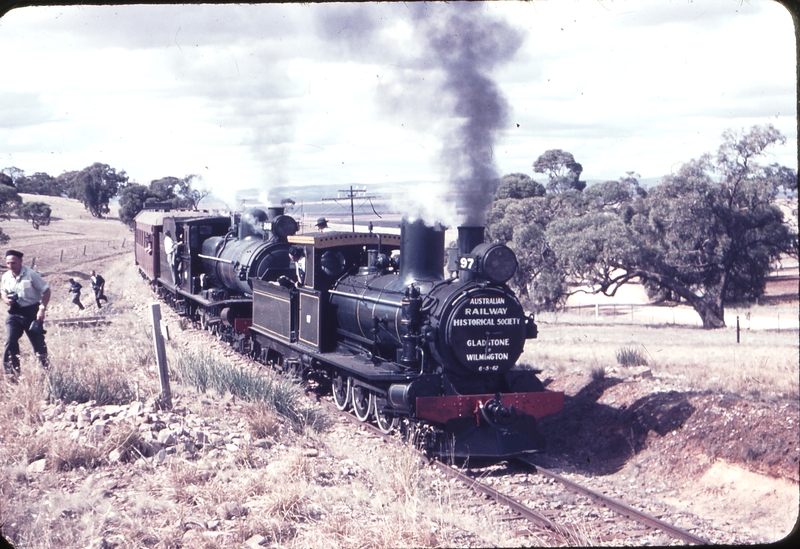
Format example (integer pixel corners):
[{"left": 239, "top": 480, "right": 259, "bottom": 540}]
[{"left": 540, "top": 374, "right": 798, "bottom": 482}]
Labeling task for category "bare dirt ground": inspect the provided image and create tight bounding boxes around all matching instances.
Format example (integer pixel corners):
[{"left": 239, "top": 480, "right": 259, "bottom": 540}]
[{"left": 0, "top": 195, "right": 798, "bottom": 547}]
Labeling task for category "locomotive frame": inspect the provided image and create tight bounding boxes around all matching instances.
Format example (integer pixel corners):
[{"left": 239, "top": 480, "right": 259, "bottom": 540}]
[{"left": 134, "top": 205, "right": 564, "bottom": 462}]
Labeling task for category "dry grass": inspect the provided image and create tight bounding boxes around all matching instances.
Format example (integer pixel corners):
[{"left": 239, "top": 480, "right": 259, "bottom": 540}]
[{"left": 524, "top": 312, "right": 799, "bottom": 400}]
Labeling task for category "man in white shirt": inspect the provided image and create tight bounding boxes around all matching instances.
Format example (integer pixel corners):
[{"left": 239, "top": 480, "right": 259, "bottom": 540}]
[
  {"left": 163, "top": 230, "right": 178, "bottom": 284},
  {"left": 1, "top": 250, "right": 51, "bottom": 378}
]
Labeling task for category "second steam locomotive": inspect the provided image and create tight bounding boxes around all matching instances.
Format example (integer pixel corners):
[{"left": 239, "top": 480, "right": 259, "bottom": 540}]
[{"left": 134, "top": 206, "right": 563, "bottom": 461}]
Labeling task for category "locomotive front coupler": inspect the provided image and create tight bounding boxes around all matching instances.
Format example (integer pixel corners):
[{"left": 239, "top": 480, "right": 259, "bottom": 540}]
[{"left": 477, "top": 393, "right": 517, "bottom": 429}]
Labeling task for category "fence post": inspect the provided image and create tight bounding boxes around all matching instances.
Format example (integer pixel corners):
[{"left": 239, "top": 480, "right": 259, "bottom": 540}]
[
  {"left": 30, "top": 257, "right": 36, "bottom": 269},
  {"left": 736, "top": 316, "right": 740, "bottom": 343},
  {"left": 60, "top": 250, "right": 63, "bottom": 262},
  {"left": 83, "top": 245, "right": 86, "bottom": 256},
  {"left": 149, "top": 303, "right": 172, "bottom": 409}
]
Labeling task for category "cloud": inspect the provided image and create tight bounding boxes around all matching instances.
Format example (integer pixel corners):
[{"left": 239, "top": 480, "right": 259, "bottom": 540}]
[
  {"left": 0, "top": 91, "right": 52, "bottom": 128},
  {"left": 0, "top": 1, "right": 795, "bottom": 214}
]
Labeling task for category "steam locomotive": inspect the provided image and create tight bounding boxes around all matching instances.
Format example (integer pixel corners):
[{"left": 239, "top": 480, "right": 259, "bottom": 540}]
[{"left": 134, "top": 205, "right": 563, "bottom": 461}]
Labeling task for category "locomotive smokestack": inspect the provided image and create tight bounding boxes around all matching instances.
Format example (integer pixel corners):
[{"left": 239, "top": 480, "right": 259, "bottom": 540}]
[
  {"left": 239, "top": 208, "right": 269, "bottom": 240},
  {"left": 457, "top": 225, "right": 485, "bottom": 282},
  {"left": 267, "top": 206, "right": 285, "bottom": 219},
  {"left": 399, "top": 219, "right": 445, "bottom": 284}
]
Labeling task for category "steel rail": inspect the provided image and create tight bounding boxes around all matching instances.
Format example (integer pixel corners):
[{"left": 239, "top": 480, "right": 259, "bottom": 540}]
[
  {"left": 426, "top": 457, "right": 581, "bottom": 541},
  {"left": 517, "top": 456, "right": 709, "bottom": 545},
  {"left": 333, "top": 405, "right": 578, "bottom": 542},
  {"left": 48, "top": 316, "right": 110, "bottom": 326}
]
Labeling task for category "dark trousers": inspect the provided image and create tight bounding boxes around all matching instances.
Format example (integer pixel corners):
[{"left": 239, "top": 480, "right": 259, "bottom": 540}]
[
  {"left": 93, "top": 287, "right": 107, "bottom": 307},
  {"left": 71, "top": 292, "right": 84, "bottom": 310},
  {"left": 4, "top": 304, "right": 48, "bottom": 373}
]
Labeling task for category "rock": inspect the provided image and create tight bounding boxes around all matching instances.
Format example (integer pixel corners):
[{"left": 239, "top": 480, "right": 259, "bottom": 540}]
[
  {"left": 140, "top": 439, "right": 164, "bottom": 457},
  {"left": 628, "top": 366, "right": 653, "bottom": 379},
  {"left": 43, "top": 402, "right": 66, "bottom": 421},
  {"left": 302, "top": 448, "right": 319, "bottom": 458},
  {"left": 102, "top": 405, "right": 124, "bottom": 419},
  {"left": 108, "top": 449, "right": 123, "bottom": 463},
  {"left": 157, "top": 430, "right": 176, "bottom": 446},
  {"left": 216, "top": 501, "right": 248, "bottom": 520},
  {"left": 245, "top": 534, "right": 266, "bottom": 548},
  {"left": 193, "top": 430, "right": 209, "bottom": 445},
  {"left": 127, "top": 401, "right": 143, "bottom": 418},
  {"left": 182, "top": 529, "right": 201, "bottom": 544},
  {"left": 27, "top": 459, "right": 46, "bottom": 473},
  {"left": 183, "top": 517, "right": 206, "bottom": 531},
  {"left": 77, "top": 410, "right": 92, "bottom": 428},
  {"left": 90, "top": 409, "right": 102, "bottom": 423}
]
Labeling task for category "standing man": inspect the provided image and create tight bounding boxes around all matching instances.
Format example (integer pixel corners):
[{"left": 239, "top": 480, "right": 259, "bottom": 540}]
[
  {"left": 2, "top": 250, "right": 50, "bottom": 378},
  {"left": 90, "top": 270, "right": 108, "bottom": 308},
  {"left": 163, "top": 230, "right": 178, "bottom": 284}
]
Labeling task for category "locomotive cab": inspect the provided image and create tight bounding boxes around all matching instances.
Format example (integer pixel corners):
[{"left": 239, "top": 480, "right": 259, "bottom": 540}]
[{"left": 251, "top": 231, "right": 401, "bottom": 352}]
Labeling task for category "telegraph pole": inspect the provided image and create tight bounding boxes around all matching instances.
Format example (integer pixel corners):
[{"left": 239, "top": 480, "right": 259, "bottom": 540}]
[{"left": 321, "top": 186, "right": 379, "bottom": 232}]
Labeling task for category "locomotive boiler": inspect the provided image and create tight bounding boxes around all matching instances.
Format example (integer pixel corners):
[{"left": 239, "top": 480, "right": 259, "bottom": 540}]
[{"left": 199, "top": 207, "right": 299, "bottom": 295}]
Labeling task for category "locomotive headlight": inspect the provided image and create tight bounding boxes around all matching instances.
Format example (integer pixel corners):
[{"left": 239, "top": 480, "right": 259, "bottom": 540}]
[
  {"left": 270, "top": 215, "right": 299, "bottom": 238},
  {"left": 472, "top": 243, "right": 517, "bottom": 284}
]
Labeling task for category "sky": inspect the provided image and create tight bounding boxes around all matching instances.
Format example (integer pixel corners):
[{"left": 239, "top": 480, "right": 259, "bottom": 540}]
[{"left": 0, "top": 0, "right": 796, "bottom": 226}]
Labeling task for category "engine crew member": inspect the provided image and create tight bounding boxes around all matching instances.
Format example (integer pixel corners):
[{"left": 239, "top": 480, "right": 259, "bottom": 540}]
[
  {"left": 163, "top": 230, "right": 178, "bottom": 284},
  {"left": 288, "top": 246, "right": 306, "bottom": 286},
  {"left": 2, "top": 249, "right": 50, "bottom": 379},
  {"left": 315, "top": 217, "right": 331, "bottom": 233}
]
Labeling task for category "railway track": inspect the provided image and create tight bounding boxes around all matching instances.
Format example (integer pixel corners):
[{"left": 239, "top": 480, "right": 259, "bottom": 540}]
[
  {"left": 333, "top": 401, "right": 709, "bottom": 545},
  {"left": 48, "top": 316, "right": 111, "bottom": 328},
  {"left": 516, "top": 456, "right": 708, "bottom": 545}
]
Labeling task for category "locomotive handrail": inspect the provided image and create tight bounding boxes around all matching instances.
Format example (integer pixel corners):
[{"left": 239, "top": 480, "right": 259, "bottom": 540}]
[
  {"left": 328, "top": 288, "right": 402, "bottom": 307},
  {"left": 198, "top": 253, "right": 237, "bottom": 265}
]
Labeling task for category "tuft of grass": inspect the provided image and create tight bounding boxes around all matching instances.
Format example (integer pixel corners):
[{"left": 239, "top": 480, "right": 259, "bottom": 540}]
[
  {"left": 176, "top": 352, "right": 325, "bottom": 432},
  {"left": 615, "top": 346, "right": 648, "bottom": 367},
  {"left": 590, "top": 365, "right": 606, "bottom": 381},
  {"left": 45, "top": 363, "right": 137, "bottom": 406},
  {"left": 244, "top": 401, "right": 282, "bottom": 439}
]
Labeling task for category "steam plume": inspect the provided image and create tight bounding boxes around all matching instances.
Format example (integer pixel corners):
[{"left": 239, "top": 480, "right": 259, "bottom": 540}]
[{"left": 413, "top": 3, "right": 523, "bottom": 225}]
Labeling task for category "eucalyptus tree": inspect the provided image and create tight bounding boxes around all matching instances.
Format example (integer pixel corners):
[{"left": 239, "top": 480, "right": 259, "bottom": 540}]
[
  {"left": 63, "top": 163, "right": 129, "bottom": 218},
  {"left": 548, "top": 125, "right": 796, "bottom": 328}
]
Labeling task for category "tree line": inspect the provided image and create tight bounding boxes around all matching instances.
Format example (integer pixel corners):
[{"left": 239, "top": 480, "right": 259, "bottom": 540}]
[
  {"left": 1, "top": 125, "right": 795, "bottom": 329},
  {"left": 0, "top": 163, "right": 210, "bottom": 243},
  {"left": 485, "top": 124, "right": 798, "bottom": 329}
]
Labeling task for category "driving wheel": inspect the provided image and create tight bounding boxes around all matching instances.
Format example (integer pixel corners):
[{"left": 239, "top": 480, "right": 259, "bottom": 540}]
[
  {"left": 350, "top": 384, "right": 373, "bottom": 422},
  {"left": 332, "top": 374, "right": 351, "bottom": 411}
]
